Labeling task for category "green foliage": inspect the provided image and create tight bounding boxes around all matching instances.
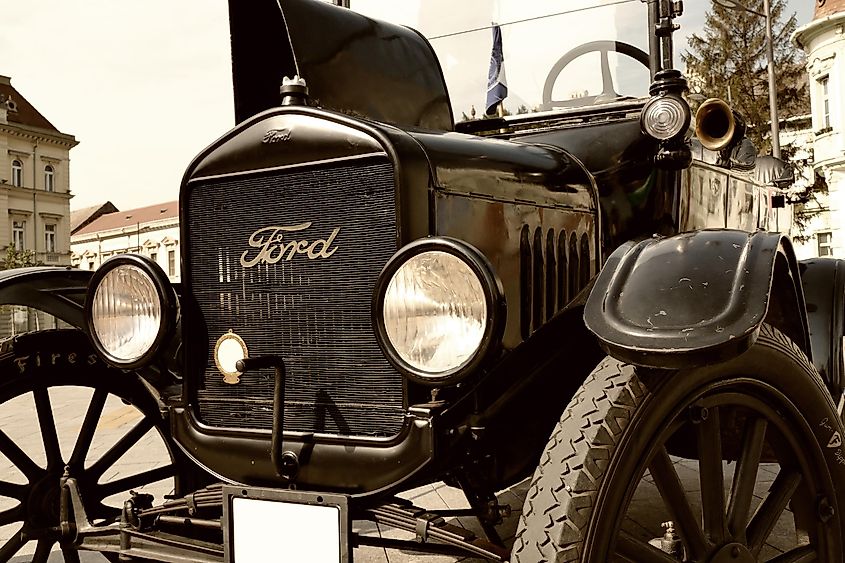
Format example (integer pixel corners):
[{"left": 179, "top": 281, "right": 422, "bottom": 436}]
[
  {"left": 683, "top": 0, "right": 809, "bottom": 153},
  {"left": 789, "top": 171, "right": 829, "bottom": 243},
  {"left": 1, "top": 246, "right": 41, "bottom": 270}
]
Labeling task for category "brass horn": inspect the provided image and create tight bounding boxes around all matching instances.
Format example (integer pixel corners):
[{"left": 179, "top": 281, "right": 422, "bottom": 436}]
[{"left": 694, "top": 98, "right": 744, "bottom": 152}]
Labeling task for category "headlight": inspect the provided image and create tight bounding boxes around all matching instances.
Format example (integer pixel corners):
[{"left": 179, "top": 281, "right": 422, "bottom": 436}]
[
  {"left": 641, "top": 94, "right": 691, "bottom": 141},
  {"left": 85, "top": 255, "right": 177, "bottom": 368},
  {"left": 374, "top": 238, "right": 505, "bottom": 385}
]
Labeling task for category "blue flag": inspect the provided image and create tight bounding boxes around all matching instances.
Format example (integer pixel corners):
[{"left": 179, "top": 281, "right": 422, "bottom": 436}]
[{"left": 486, "top": 25, "right": 508, "bottom": 116}]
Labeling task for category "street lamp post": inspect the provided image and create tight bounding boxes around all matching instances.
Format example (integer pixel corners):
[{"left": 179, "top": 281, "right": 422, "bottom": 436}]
[{"left": 713, "top": 0, "right": 781, "bottom": 159}]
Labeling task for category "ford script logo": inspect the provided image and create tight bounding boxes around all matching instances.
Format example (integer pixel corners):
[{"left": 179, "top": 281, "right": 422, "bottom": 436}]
[
  {"left": 262, "top": 128, "right": 291, "bottom": 143},
  {"left": 240, "top": 223, "right": 340, "bottom": 268}
]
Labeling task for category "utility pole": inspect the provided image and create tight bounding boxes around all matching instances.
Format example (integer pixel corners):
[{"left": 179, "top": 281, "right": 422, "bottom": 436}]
[
  {"left": 763, "top": 0, "right": 780, "bottom": 158},
  {"left": 714, "top": 0, "right": 781, "bottom": 158}
]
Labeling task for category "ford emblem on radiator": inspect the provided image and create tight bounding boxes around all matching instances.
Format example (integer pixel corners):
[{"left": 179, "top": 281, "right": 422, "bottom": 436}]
[
  {"left": 262, "top": 128, "right": 291, "bottom": 143},
  {"left": 240, "top": 223, "right": 341, "bottom": 268}
]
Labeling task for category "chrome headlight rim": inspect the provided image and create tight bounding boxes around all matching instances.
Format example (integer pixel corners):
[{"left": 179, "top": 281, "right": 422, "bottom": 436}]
[
  {"left": 372, "top": 237, "right": 505, "bottom": 386},
  {"left": 640, "top": 94, "right": 691, "bottom": 141},
  {"left": 84, "top": 254, "right": 178, "bottom": 369}
]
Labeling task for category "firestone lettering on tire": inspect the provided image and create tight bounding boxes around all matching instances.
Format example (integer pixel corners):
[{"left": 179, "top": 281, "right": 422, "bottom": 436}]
[{"left": 13, "top": 352, "right": 97, "bottom": 374}]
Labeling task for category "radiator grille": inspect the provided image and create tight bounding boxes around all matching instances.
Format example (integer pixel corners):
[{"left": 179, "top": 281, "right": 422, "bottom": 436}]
[{"left": 186, "top": 160, "right": 405, "bottom": 437}]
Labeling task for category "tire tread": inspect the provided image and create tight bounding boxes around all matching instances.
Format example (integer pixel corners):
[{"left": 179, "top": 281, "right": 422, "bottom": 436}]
[
  {"left": 512, "top": 357, "right": 642, "bottom": 562},
  {"left": 511, "top": 323, "right": 830, "bottom": 562}
]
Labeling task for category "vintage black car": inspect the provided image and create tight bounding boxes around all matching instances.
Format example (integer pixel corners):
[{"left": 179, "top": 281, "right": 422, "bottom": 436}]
[{"left": 1, "top": 0, "right": 845, "bottom": 561}]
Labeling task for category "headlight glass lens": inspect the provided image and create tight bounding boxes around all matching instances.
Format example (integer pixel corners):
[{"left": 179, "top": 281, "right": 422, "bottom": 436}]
[
  {"left": 91, "top": 264, "right": 162, "bottom": 363},
  {"left": 642, "top": 95, "right": 689, "bottom": 140},
  {"left": 383, "top": 251, "right": 487, "bottom": 374}
]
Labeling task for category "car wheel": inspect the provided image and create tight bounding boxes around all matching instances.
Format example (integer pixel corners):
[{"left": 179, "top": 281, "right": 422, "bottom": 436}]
[
  {"left": 512, "top": 323, "right": 845, "bottom": 562},
  {"left": 0, "top": 330, "right": 180, "bottom": 562}
]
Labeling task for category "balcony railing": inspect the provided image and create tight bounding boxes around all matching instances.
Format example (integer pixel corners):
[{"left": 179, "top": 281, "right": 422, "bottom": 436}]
[{"left": 36, "top": 251, "right": 70, "bottom": 264}]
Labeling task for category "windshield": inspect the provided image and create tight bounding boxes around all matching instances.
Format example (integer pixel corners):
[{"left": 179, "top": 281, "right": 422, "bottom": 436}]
[{"left": 349, "top": 0, "right": 651, "bottom": 120}]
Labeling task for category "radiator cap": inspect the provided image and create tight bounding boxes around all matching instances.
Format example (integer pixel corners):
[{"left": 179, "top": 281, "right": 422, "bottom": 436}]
[{"left": 280, "top": 75, "right": 309, "bottom": 106}]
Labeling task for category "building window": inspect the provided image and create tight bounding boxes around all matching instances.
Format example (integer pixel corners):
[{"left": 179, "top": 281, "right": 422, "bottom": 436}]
[
  {"left": 11, "top": 159, "right": 22, "bottom": 187},
  {"left": 12, "top": 221, "right": 25, "bottom": 251},
  {"left": 150, "top": 251, "right": 157, "bottom": 263},
  {"left": 44, "top": 165, "right": 54, "bottom": 192},
  {"left": 820, "top": 76, "right": 831, "bottom": 130},
  {"left": 818, "top": 231, "right": 833, "bottom": 257},
  {"left": 88, "top": 261, "right": 95, "bottom": 270},
  {"left": 44, "top": 224, "right": 56, "bottom": 253},
  {"left": 168, "top": 250, "right": 176, "bottom": 276}
]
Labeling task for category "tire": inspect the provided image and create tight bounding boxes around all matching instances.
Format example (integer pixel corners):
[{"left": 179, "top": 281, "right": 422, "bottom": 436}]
[
  {"left": 0, "top": 329, "right": 181, "bottom": 562},
  {"left": 511, "top": 323, "right": 845, "bottom": 562}
]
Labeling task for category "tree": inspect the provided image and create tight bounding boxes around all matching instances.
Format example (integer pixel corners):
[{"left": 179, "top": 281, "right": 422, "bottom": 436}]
[
  {"left": 785, "top": 141, "right": 828, "bottom": 243},
  {"left": 683, "top": 0, "right": 809, "bottom": 153},
  {"left": 1, "top": 246, "right": 41, "bottom": 270}
]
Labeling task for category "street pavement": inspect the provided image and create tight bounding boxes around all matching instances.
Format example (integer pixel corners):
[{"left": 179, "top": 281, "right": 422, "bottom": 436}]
[{"left": 0, "top": 386, "right": 799, "bottom": 562}]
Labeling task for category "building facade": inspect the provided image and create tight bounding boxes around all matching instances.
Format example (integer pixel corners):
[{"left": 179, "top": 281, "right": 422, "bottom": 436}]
[
  {"left": 0, "top": 75, "right": 76, "bottom": 266},
  {"left": 792, "top": 0, "right": 845, "bottom": 259},
  {"left": 71, "top": 201, "right": 180, "bottom": 282},
  {"left": 0, "top": 75, "right": 77, "bottom": 336}
]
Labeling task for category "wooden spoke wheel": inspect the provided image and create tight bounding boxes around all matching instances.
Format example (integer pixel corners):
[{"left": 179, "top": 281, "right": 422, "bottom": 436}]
[
  {"left": 512, "top": 324, "right": 845, "bottom": 562},
  {"left": 0, "top": 330, "right": 180, "bottom": 562}
]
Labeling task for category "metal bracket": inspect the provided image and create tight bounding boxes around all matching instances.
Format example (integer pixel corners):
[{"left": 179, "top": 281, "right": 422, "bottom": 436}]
[
  {"left": 186, "top": 492, "right": 198, "bottom": 516},
  {"left": 60, "top": 477, "right": 224, "bottom": 562},
  {"left": 59, "top": 475, "right": 122, "bottom": 555},
  {"left": 415, "top": 517, "right": 431, "bottom": 543},
  {"left": 455, "top": 474, "right": 510, "bottom": 547}
]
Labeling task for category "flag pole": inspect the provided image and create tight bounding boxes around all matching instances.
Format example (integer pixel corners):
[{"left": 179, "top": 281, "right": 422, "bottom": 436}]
[{"left": 486, "top": 22, "right": 508, "bottom": 118}]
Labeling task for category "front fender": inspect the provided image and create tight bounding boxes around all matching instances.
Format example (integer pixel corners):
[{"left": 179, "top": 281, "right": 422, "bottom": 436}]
[
  {"left": 0, "top": 267, "right": 92, "bottom": 330},
  {"left": 585, "top": 230, "right": 809, "bottom": 368}
]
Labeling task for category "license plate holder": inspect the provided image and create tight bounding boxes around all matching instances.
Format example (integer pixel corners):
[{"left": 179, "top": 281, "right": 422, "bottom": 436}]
[{"left": 222, "top": 485, "right": 350, "bottom": 562}]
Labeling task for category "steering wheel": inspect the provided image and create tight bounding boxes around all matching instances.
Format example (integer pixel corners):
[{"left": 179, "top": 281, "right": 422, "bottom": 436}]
[{"left": 541, "top": 40, "right": 650, "bottom": 110}]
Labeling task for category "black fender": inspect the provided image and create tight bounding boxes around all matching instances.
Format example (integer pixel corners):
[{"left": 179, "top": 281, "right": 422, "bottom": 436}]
[
  {"left": 800, "top": 258, "right": 845, "bottom": 397},
  {"left": 0, "top": 267, "right": 91, "bottom": 330},
  {"left": 584, "top": 229, "right": 810, "bottom": 368}
]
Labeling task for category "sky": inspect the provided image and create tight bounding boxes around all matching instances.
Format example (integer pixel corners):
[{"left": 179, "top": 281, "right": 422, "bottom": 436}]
[{"left": 1, "top": 0, "right": 816, "bottom": 212}]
